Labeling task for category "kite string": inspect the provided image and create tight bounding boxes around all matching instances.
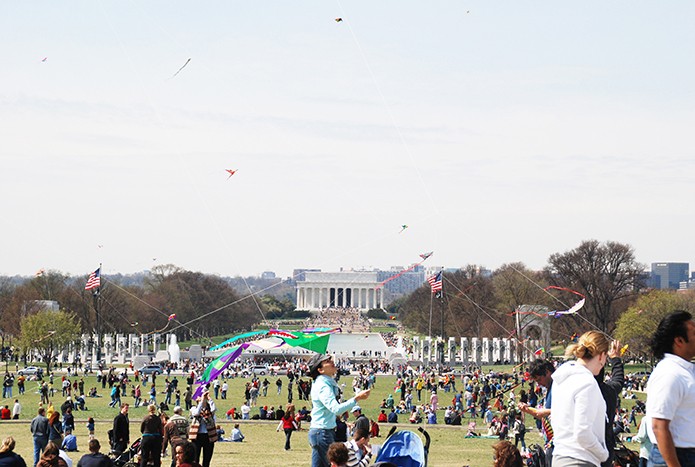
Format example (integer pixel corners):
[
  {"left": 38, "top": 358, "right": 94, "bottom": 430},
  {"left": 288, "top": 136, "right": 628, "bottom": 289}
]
[
  {"left": 334, "top": 0, "right": 439, "bottom": 216},
  {"left": 507, "top": 265, "right": 616, "bottom": 340},
  {"left": 442, "top": 276, "right": 556, "bottom": 357},
  {"left": 96, "top": 2, "right": 446, "bottom": 332},
  {"left": 97, "top": 0, "right": 275, "bottom": 329}
]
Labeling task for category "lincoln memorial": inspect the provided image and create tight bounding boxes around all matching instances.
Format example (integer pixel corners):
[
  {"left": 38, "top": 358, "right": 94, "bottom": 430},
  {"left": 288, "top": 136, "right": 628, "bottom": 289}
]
[{"left": 296, "top": 271, "right": 384, "bottom": 311}]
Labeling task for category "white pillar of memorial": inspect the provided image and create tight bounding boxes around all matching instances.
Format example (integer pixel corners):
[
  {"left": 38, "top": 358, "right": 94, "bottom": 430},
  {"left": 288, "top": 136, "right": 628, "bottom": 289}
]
[
  {"left": 480, "top": 337, "right": 490, "bottom": 364},
  {"left": 412, "top": 336, "right": 420, "bottom": 361},
  {"left": 80, "top": 335, "right": 89, "bottom": 363},
  {"left": 492, "top": 337, "right": 500, "bottom": 363},
  {"left": 460, "top": 337, "right": 469, "bottom": 364},
  {"left": 471, "top": 337, "right": 480, "bottom": 365}
]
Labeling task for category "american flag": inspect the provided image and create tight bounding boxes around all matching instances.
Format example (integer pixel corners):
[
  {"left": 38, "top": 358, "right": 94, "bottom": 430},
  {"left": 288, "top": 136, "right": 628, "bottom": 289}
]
[
  {"left": 85, "top": 268, "right": 101, "bottom": 290},
  {"left": 427, "top": 271, "right": 443, "bottom": 294}
]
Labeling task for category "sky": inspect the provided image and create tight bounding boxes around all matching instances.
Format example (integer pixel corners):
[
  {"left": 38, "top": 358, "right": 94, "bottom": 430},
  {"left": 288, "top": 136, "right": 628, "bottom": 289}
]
[{"left": 2, "top": 1, "right": 695, "bottom": 280}]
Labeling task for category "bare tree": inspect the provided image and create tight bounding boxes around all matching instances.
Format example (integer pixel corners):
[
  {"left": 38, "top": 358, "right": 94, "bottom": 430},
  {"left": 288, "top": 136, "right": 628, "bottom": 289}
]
[{"left": 546, "top": 240, "right": 645, "bottom": 332}]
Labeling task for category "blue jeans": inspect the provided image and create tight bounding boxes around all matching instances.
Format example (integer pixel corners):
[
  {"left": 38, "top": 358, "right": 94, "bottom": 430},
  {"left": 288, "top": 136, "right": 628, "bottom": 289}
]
[
  {"left": 34, "top": 436, "right": 48, "bottom": 467},
  {"left": 308, "top": 428, "right": 335, "bottom": 467},
  {"left": 649, "top": 445, "right": 695, "bottom": 467}
]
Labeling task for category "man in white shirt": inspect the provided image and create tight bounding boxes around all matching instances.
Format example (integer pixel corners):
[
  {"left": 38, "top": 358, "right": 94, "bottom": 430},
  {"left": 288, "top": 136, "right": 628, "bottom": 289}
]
[
  {"left": 240, "top": 402, "right": 251, "bottom": 420},
  {"left": 12, "top": 399, "right": 21, "bottom": 419},
  {"left": 646, "top": 310, "right": 695, "bottom": 467}
]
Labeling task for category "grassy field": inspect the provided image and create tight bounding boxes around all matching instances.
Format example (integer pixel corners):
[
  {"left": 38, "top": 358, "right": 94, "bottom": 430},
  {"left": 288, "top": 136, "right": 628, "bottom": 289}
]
[
  {"left": 0, "top": 370, "right": 551, "bottom": 467},
  {"left": 0, "top": 363, "right": 647, "bottom": 466}
]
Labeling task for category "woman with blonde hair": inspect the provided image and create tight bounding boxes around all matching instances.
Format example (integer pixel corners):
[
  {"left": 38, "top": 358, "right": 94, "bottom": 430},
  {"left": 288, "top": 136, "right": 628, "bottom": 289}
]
[
  {"left": 551, "top": 330, "right": 610, "bottom": 467},
  {"left": 0, "top": 436, "right": 28, "bottom": 467}
]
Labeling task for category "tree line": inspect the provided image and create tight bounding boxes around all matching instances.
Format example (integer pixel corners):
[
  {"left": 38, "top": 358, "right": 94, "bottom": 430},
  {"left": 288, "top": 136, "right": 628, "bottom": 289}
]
[
  {"left": 389, "top": 240, "right": 695, "bottom": 357},
  {"left": 0, "top": 264, "right": 270, "bottom": 343}
]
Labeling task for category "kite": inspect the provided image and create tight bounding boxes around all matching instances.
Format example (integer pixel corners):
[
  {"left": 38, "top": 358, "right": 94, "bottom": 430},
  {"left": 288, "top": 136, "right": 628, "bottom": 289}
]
[
  {"left": 195, "top": 329, "right": 339, "bottom": 398},
  {"left": 620, "top": 344, "right": 629, "bottom": 356},
  {"left": 399, "top": 225, "right": 409, "bottom": 233},
  {"left": 335, "top": 18, "right": 343, "bottom": 22},
  {"left": 225, "top": 169, "right": 237, "bottom": 179},
  {"left": 35, "top": 269, "right": 45, "bottom": 277},
  {"left": 41, "top": 57, "right": 47, "bottom": 62},
  {"left": 171, "top": 58, "right": 191, "bottom": 79},
  {"left": 534, "top": 347, "right": 544, "bottom": 357},
  {"left": 138, "top": 313, "right": 179, "bottom": 336},
  {"left": 377, "top": 251, "right": 434, "bottom": 289},
  {"left": 544, "top": 286, "right": 586, "bottom": 315}
]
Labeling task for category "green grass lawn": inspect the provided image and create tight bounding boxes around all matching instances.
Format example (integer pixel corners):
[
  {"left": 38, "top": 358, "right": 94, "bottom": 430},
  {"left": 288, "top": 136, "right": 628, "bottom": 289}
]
[
  {"left": 0, "top": 363, "right": 647, "bottom": 466},
  {"left": 1, "top": 370, "right": 554, "bottom": 466}
]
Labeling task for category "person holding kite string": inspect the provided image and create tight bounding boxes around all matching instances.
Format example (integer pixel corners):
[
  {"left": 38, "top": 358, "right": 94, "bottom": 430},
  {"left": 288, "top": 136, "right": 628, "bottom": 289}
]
[{"left": 307, "top": 353, "right": 371, "bottom": 467}]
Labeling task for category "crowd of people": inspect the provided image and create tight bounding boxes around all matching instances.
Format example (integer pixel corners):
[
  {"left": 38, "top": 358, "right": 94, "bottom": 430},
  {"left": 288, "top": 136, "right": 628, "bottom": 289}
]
[
  {"left": 4, "top": 308, "right": 695, "bottom": 467},
  {"left": 306, "top": 308, "right": 370, "bottom": 333}
]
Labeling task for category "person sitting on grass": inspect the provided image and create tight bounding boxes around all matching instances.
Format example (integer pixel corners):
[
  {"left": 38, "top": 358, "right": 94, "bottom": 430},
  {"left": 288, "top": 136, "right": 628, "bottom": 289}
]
[
  {"left": 230, "top": 424, "right": 244, "bottom": 442},
  {"left": 61, "top": 429, "right": 78, "bottom": 452}
]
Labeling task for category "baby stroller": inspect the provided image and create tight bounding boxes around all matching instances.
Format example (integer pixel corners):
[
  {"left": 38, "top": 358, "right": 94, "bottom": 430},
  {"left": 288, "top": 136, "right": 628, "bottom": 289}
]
[
  {"left": 110, "top": 438, "right": 159, "bottom": 467},
  {"left": 109, "top": 438, "right": 141, "bottom": 467},
  {"left": 613, "top": 439, "right": 640, "bottom": 467},
  {"left": 374, "top": 426, "right": 430, "bottom": 467}
]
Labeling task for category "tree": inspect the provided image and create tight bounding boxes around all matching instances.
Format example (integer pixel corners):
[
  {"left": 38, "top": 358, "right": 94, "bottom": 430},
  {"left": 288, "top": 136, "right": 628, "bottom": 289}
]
[
  {"left": 615, "top": 289, "right": 695, "bottom": 357},
  {"left": 546, "top": 240, "right": 645, "bottom": 332},
  {"left": 19, "top": 310, "right": 81, "bottom": 372},
  {"left": 492, "top": 263, "right": 549, "bottom": 312}
]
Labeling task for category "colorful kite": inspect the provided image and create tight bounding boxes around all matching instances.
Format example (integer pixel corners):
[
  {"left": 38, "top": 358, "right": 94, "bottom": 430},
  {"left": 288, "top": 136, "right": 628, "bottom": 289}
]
[
  {"left": 225, "top": 169, "right": 237, "bottom": 179},
  {"left": 399, "top": 225, "right": 409, "bottom": 233},
  {"left": 544, "top": 286, "right": 586, "bottom": 315},
  {"left": 335, "top": 17, "right": 343, "bottom": 22},
  {"left": 168, "top": 313, "right": 176, "bottom": 321},
  {"left": 194, "top": 329, "right": 338, "bottom": 398}
]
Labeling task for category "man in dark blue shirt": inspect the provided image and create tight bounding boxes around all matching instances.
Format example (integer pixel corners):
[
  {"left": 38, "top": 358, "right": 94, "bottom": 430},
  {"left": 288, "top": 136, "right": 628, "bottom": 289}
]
[{"left": 76, "top": 439, "right": 113, "bottom": 467}]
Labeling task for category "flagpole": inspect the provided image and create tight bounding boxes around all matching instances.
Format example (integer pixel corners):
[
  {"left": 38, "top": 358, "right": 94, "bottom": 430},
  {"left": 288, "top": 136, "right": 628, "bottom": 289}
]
[
  {"left": 94, "top": 263, "right": 102, "bottom": 363},
  {"left": 428, "top": 291, "right": 433, "bottom": 339}
]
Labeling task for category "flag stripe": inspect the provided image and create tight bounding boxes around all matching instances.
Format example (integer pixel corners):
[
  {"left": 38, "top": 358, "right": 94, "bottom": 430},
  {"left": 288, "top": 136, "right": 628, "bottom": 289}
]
[
  {"left": 427, "top": 271, "right": 443, "bottom": 293},
  {"left": 85, "top": 268, "right": 101, "bottom": 290}
]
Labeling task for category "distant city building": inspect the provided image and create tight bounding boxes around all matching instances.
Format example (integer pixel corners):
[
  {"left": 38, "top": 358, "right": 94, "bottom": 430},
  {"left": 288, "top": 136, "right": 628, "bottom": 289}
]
[
  {"left": 261, "top": 271, "right": 276, "bottom": 280},
  {"left": 679, "top": 280, "right": 695, "bottom": 291},
  {"left": 22, "top": 300, "right": 60, "bottom": 315},
  {"left": 377, "top": 265, "right": 426, "bottom": 302},
  {"left": 292, "top": 268, "right": 321, "bottom": 283},
  {"left": 651, "top": 262, "right": 689, "bottom": 289}
]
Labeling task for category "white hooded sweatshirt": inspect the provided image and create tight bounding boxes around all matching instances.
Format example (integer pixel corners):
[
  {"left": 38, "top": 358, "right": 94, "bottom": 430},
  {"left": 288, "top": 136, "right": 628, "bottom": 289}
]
[{"left": 551, "top": 361, "right": 609, "bottom": 466}]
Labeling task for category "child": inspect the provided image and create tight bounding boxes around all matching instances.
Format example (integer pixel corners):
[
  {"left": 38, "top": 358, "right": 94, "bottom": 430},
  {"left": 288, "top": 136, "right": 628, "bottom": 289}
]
[{"left": 86, "top": 417, "right": 95, "bottom": 440}]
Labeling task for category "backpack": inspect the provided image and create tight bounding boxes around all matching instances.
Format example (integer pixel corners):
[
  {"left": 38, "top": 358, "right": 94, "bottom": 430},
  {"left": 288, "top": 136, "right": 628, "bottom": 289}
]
[{"left": 526, "top": 444, "right": 545, "bottom": 467}]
